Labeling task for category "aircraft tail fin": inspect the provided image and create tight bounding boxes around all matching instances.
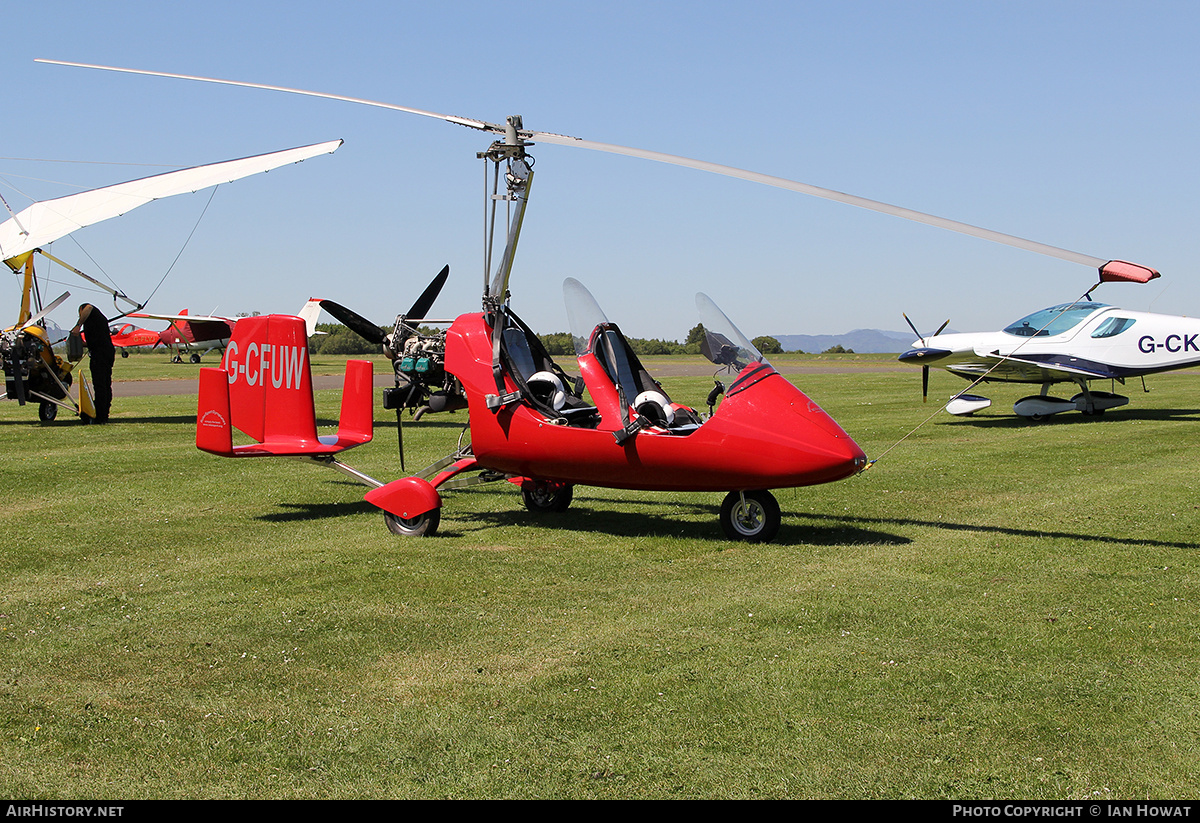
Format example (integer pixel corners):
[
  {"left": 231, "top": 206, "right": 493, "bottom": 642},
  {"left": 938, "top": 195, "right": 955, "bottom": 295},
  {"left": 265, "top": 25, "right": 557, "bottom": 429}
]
[
  {"left": 297, "top": 298, "right": 324, "bottom": 337},
  {"left": 196, "top": 313, "right": 372, "bottom": 457}
]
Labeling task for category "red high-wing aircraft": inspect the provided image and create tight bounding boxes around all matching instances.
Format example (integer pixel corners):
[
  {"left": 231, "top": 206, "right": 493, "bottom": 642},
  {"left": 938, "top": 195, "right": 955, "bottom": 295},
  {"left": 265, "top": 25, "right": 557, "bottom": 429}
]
[{"left": 113, "top": 300, "right": 324, "bottom": 362}]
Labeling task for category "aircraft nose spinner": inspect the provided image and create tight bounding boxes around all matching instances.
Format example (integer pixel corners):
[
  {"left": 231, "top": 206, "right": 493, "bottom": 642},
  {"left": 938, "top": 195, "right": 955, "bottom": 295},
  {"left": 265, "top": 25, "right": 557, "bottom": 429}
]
[{"left": 898, "top": 346, "right": 953, "bottom": 365}]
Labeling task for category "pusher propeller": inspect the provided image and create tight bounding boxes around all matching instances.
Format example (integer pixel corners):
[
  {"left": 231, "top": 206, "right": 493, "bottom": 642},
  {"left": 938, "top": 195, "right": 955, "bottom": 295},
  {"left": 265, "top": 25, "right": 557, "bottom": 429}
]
[
  {"left": 21, "top": 292, "right": 71, "bottom": 331},
  {"left": 318, "top": 265, "right": 450, "bottom": 351},
  {"left": 318, "top": 299, "right": 386, "bottom": 346},
  {"left": 405, "top": 264, "right": 449, "bottom": 324}
]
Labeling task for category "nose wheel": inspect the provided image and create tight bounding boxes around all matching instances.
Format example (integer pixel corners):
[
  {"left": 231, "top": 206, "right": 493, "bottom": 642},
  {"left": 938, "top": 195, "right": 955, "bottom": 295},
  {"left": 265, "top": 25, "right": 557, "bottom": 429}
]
[
  {"left": 719, "top": 490, "right": 781, "bottom": 543},
  {"left": 383, "top": 508, "right": 441, "bottom": 537}
]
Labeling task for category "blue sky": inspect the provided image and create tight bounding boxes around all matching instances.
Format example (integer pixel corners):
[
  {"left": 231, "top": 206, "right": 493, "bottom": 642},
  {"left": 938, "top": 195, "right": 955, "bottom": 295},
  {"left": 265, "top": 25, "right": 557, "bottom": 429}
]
[{"left": 4, "top": 1, "right": 1199, "bottom": 341}]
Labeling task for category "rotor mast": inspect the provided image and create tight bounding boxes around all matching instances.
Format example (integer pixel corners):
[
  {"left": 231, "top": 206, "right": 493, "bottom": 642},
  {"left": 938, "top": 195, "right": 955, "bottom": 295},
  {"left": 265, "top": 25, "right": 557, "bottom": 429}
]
[{"left": 479, "top": 115, "right": 533, "bottom": 311}]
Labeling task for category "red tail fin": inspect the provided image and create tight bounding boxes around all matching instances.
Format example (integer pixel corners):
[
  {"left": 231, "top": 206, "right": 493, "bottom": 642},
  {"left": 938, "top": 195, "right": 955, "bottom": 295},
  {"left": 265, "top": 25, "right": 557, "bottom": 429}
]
[{"left": 195, "top": 314, "right": 373, "bottom": 457}]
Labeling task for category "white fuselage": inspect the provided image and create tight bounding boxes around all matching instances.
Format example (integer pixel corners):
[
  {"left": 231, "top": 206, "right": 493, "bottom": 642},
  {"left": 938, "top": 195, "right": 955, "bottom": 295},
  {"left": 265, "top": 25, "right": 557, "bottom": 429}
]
[{"left": 905, "top": 303, "right": 1200, "bottom": 384}]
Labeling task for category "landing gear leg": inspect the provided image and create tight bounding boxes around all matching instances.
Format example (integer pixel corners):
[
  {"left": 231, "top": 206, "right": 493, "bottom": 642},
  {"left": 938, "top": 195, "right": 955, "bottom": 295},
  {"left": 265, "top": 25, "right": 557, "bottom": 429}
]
[{"left": 719, "top": 490, "right": 781, "bottom": 543}]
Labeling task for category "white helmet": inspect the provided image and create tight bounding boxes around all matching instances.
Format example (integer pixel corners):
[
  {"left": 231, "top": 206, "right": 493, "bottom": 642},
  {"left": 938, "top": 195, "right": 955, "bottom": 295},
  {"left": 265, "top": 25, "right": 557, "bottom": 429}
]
[
  {"left": 633, "top": 390, "right": 674, "bottom": 426},
  {"left": 527, "top": 370, "right": 567, "bottom": 410}
]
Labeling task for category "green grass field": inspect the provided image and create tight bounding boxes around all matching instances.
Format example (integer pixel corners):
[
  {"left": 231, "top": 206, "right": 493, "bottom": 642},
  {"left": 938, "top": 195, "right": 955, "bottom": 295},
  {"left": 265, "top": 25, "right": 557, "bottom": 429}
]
[{"left": 2, "top": 354, "right": 1197, "bottom": 799}]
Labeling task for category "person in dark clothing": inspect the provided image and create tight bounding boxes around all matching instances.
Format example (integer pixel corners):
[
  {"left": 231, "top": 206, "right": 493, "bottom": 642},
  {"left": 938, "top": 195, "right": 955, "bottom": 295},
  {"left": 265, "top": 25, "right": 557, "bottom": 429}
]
[{"left": 71, "top": 303, "right": 115, "bottom": 423}]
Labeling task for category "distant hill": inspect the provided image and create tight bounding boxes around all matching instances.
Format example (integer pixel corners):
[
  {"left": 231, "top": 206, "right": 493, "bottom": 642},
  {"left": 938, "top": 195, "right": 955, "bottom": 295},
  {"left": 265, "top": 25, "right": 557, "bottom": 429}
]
[{"left": 772, "top": 329, "right": 918, "bottom": 354}]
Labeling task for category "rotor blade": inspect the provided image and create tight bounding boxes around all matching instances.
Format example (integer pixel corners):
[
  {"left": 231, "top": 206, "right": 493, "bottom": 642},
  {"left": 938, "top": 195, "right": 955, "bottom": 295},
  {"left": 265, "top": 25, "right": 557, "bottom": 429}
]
[
  {"left": 22, "top": 291, "right": 71, "bottom": 329},
  {"left": 405, "top": 265, "right": 449, "bottom": 320},
  {"left": 531, "top": 133, "right": 1109, "bottom": 269},
  {"left": 39, "top": 59, "right": 1119, "bottom": 271},
  {"left": 317, "top": 300, "right": 386, "bottom": 346},
  {"left": 36, "top": 60, "right": 503, "bottom": 136}
]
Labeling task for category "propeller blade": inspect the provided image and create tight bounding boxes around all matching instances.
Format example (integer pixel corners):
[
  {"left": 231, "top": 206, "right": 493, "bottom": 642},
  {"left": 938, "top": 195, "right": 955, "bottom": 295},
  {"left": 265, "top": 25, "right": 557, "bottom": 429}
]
[
  {"left": 404, "top": 265, "right": 449, "bottom": 320},
  {"left": 902, "top": 312, "right": 924, "bottom": 345},
  {"left": 22, "top": 292, "right": 71, "bottom": 330},
  {"left": 39, "top": 59, "right": 1131, "bottom": 272},
  {"left": 318, "top": 300, "right": 385, "bottom": 346},
  {"left": 922, "top": 365, "right": 929, "bottom": 403},
  {"left": 933, "top": 319, "right": 951, "bottom": 337}
]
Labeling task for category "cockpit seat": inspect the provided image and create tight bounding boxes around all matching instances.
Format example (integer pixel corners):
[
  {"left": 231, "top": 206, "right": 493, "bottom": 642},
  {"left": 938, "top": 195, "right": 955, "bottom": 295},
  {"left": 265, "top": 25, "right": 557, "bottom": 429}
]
[
  {"left": 498, "top": 321, "right": 597, "bottom": 425},
  {"left": 587, "top": 323, "right": 701, "bottom": 434}
]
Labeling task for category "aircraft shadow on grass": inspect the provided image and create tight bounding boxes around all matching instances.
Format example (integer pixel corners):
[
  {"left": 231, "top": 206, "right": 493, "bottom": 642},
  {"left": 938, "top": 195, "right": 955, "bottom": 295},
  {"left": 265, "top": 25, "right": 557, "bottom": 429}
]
[
  {"left": 257, "top": 487, "right": 911, "bottom": 545},
  {"left": 260, "top": 499, "right": 378, "bottom": 522},
  {"left": 937, "top": 406, "right": 1200, "bottom": 428},
  {"left": 799, "top": 512, "right": 1200, "bottom": 551},
  {"left": 257, "top": 485, "right": 1200, "bottom": 549}
]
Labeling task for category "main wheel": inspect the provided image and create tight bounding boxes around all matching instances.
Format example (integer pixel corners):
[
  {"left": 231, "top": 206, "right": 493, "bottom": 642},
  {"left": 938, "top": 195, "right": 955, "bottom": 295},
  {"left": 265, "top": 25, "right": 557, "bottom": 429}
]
[
  {"left": 38, "top": 402, "right": 57, "bottom": 422},
  {"left": 719, "top": 490, "right": 781, "bottom": 543},
  {"left": 383, "top": 508, "right": 440, "bottom": 537},
  {"left": 190, "top": 353, "right": 202, "bottom": 364},
  {"left": 522, "top": 481, "right": 574, "bottom": 513}
]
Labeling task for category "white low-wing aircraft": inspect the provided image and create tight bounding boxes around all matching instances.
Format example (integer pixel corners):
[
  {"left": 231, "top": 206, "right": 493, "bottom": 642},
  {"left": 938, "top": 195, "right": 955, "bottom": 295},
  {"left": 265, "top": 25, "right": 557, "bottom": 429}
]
[{"left": 899, "top": 267, "right": 1200, "bottom": 419}]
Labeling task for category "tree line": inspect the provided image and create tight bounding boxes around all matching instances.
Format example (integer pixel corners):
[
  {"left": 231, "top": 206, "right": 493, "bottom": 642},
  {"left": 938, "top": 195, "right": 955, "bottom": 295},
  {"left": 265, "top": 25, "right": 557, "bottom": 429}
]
[{"left": 307, "top": 322, "right": 850, "bottom": 356}]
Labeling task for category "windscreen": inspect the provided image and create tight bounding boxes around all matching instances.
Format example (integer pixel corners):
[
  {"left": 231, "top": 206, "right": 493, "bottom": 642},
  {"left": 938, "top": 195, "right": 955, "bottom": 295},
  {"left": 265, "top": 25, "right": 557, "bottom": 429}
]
[
  {"left": 696, "top": 292, "right": 767, "bottom": 369},
  {"left": 564, "top": 277, "right": 610, "bottom": 355},
  {"left": 1003, "top": 302, "right": 1109, "bottom": 338}
]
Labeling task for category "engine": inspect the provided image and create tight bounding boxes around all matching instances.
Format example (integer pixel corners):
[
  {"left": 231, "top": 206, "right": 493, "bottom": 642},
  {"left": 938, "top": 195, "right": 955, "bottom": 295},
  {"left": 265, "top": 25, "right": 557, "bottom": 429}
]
[{"left": 381, "top": 318, "right": 465, "bottom": 419}]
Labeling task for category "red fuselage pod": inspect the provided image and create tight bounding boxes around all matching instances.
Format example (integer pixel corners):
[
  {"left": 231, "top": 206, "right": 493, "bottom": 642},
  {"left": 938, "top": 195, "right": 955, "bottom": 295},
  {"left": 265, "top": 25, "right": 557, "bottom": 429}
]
[
  {"left": 445, "top": 313, "right": 867, "bottom": 492},
  {"left": 109, "top": 324, "right": 161, "bottom": 349}
]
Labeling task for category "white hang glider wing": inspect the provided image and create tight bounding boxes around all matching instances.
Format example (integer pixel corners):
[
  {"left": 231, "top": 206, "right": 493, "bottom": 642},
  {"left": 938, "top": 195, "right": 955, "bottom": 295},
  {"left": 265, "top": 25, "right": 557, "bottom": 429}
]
[{"left": 0, "top": 139, "right": 342, "bottom": 263}]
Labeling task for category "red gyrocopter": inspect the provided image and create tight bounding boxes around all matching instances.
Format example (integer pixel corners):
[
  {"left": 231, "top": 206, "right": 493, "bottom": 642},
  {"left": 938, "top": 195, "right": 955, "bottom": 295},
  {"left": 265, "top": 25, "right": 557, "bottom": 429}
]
[{"left": 38, "top": 60, "right": 1157, "bottom": 540}]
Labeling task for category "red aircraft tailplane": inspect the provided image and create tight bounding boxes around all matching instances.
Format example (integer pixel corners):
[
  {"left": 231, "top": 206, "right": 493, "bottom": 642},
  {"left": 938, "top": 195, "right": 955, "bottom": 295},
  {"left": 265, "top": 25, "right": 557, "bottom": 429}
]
[{"left": 196, "top": 314, "right": 373, "bottom": 457}]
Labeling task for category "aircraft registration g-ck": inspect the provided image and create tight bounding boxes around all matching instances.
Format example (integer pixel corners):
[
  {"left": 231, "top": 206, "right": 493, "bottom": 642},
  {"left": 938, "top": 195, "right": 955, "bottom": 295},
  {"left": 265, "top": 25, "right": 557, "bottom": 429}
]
[{"left": 898, "top": 263, "right": 1200, "bottom": 419}]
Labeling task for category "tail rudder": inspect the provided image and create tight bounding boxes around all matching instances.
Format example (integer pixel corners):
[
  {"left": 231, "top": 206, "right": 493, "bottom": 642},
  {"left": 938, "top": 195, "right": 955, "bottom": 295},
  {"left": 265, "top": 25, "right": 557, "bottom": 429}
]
[
  {"left": 331, "top": 359, "right": 374, "bottom": 446},
  {"left": 196, "top": 366, "right": 234, "bottom": 455}
]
